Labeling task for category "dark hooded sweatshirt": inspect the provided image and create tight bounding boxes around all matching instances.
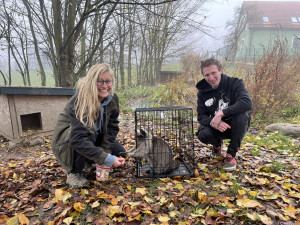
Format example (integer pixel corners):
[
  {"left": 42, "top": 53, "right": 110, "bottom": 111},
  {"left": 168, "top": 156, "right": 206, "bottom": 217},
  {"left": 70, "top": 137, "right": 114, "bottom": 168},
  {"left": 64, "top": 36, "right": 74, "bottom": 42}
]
[{"left": 196, "top": 73, "right": 253, "bottom": 126}]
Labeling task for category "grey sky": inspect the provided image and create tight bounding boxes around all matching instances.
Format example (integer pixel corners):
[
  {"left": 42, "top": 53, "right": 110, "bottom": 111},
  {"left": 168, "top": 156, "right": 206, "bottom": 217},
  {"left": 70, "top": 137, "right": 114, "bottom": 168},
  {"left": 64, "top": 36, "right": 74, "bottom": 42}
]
[
  {"left": 201, "top": 0, "right": 300, "bottom": 52},
  {"left": 203, "top": 0, "right": 242, "bottom": 51}
]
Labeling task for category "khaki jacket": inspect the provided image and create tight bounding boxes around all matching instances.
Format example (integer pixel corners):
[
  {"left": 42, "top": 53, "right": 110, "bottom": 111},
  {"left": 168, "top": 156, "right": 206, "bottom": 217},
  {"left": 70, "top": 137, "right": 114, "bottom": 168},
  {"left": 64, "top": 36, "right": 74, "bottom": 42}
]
[{"left": 51, "top": 93, "right": 120, "bottom": 172}]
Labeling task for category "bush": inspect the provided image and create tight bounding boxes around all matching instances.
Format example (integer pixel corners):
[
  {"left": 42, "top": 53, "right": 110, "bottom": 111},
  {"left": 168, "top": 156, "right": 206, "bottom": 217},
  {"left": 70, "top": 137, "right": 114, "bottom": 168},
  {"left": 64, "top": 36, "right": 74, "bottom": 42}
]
[
  {"left": 280, "top": 105, "right": 300, "bottom": 119},
  {"left": 149, "top": 74, "right": 197, "bottom": 108},
  {"left": 117, "top": 85, "right": 155, "bottom": 111},
  {"left": 180, "top": 54, "right": 202, "bottom": 86},
  {"left": 243, "top": 37, "right": 300, "bottom": 123}
]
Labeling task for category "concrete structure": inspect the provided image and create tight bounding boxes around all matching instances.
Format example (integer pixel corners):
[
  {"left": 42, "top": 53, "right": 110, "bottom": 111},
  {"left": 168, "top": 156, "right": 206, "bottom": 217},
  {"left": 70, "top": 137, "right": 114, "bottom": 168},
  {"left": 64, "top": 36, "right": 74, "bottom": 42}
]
[{"left": 0, "top": 86, "right": 74, "bottom": 141}]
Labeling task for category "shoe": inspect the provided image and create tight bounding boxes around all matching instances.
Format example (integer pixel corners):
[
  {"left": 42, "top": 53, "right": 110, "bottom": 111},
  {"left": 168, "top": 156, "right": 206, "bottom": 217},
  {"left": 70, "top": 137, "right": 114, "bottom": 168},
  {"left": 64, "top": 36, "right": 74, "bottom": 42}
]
[
  {"left": 66, "top": 173, "right": 89, "bottom": 187},
  {"left": 223, "top": 154, "right": 237, "bottom": 171},
  {"left": 211, "top": 141, "right": 223, "bottom": 157}
]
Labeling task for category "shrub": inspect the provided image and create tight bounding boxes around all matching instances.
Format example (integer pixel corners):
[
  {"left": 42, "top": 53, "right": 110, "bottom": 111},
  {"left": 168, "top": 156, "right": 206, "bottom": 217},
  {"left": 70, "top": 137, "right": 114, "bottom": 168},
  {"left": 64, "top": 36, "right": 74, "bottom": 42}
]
[
  {"left": 149, "top": 74, "right": 197, "bottom": 108},
  {"left": 180, "top": 54, "right": 202, "bottom": 86},
  {"left": 243, "top": 37, "right": 300, "bottom": 123}
]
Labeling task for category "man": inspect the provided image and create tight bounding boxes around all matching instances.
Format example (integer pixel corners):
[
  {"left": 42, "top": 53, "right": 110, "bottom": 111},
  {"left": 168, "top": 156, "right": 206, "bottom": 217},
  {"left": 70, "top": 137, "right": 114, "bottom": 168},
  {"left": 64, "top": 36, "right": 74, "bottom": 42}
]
[{"left": 196, "top": 58, "right": 252, "bottom": 171}]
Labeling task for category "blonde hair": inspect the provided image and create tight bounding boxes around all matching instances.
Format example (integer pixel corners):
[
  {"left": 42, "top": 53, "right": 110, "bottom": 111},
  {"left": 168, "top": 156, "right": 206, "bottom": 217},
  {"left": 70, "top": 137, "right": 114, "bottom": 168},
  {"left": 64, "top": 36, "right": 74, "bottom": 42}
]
[{"left": 74, "top": 63, "right": 114, "bottom": 128}]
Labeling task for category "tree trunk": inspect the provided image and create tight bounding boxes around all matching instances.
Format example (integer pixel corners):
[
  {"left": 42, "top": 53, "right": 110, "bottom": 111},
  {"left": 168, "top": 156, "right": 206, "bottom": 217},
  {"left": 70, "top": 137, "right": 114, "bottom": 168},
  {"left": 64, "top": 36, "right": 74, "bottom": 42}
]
[
  {"left": 0, "top": 71, "right": 7, "bottom": 85},
  {"left": 22, "top": 0, "right": 46, "bottom": 86},
  {"left": 52, "top": 0, "right": 63, "bottom": 86},
  {"left": 39, "top": 0, "right": 58, "bottom": 86}
]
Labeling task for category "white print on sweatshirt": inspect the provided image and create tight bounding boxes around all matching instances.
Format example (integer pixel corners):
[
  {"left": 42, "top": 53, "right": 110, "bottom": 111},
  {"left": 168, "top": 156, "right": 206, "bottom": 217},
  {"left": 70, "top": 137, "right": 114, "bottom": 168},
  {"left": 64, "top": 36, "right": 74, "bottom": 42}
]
[
  {"left": 205, "top": 97, "right": 215, "bottom": 107},
  {"left": 215, "top": 99, "right": 229, "bottom": 115}
]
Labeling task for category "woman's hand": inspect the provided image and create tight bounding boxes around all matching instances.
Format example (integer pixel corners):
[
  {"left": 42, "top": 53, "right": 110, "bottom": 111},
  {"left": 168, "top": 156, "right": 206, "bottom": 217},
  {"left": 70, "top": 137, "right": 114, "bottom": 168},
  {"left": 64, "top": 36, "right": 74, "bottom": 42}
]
[{"left": 112, "top": 157, "right": 125, "bottom": 168}]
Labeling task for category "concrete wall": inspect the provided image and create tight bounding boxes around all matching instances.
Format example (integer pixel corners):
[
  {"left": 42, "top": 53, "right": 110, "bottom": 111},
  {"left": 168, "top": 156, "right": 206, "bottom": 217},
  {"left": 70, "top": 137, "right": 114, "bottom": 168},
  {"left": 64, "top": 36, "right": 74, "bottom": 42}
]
[
  {"left": 14, "top": 95, "right": 70, "bottom": 138},
  {"left": 0, "top": 95, "right": 13, "bottom": 139},
  {"left": 237, "top": 28, "right": 300, "bottom": 58},
  {"left": 0, "top": 87, "right": 74, "bottom": 141}
]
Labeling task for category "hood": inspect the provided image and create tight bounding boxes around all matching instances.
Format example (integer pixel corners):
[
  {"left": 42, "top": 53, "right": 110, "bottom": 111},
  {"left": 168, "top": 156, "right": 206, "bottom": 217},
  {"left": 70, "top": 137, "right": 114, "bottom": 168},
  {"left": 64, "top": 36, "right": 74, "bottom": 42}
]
[
  {"left": 196, "top": 74, "right": 227, "bottom": 93},
  {"left": 101, "top": 94, "right": 113, "bottom": 107}
]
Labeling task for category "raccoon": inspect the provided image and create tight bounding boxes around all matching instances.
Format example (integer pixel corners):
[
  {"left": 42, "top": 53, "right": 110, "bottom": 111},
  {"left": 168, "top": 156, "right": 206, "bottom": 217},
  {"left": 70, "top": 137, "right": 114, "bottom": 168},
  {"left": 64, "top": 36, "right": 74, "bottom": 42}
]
[{"left": 124, "top": 129, "right": 180, "bottom": 174}]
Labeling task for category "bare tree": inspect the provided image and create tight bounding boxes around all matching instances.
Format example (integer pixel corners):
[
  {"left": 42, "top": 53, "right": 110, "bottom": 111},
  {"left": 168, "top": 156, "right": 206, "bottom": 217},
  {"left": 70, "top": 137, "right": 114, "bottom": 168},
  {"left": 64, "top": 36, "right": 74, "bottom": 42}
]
[
  {"left": 0, "top": 0, "right": 32, "bottom": 85},
  {"left": 134, "top": 0, "right": 208, "bottom": 85},
  {"left": 0, "top": 0, "right": 12, "bottom": 85},
  {"left": 0, "top": 0, "right": 212, "bottom": 87},
  {"left": 225, "top": 4, "right": 260, "bottom": 62},
  {"left": 50, "top": 0, "right": 179, "bottom": 87}
]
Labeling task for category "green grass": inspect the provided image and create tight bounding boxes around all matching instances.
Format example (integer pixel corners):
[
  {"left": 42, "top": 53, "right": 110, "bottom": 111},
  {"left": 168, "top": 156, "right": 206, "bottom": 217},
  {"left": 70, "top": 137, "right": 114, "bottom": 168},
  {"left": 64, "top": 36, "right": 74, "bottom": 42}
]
[
  {"left": 269, "top": 160, "right": 287, "bottom": 172},
  {"left": 0, "top": 70, "right": 56, "bottom": 87},
  {"left": 250, "top": 148, "right": 261, "bottom": 156},
  {"left": 161, "top": 63, "right": 182, "bottom": 71},
  {"left": 227, "top": 180, "right": 242, "bottom": 196},
  {"left": 0, "top": 62, "right": 182, "bottom": 87},
  {"left": 245, "top": 132, "right": 297, "bottom": 153}
]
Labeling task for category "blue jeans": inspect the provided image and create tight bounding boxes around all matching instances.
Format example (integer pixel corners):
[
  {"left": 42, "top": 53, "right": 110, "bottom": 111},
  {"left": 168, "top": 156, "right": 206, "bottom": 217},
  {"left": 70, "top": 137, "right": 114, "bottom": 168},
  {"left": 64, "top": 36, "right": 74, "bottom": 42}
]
[
  {"left": 70, "top": 140, "right": 125, "bottom": 173},
  {"left": 197, "top": 112, "right": 250, "bottom": 157}
]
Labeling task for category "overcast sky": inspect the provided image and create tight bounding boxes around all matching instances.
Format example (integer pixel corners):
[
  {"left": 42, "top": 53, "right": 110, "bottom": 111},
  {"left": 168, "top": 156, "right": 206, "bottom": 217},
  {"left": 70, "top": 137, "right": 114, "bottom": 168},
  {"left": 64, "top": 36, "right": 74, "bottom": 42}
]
[
  {"left": 193, "top": 0, "right": 243, "bottom": 53},
  {"left": 199, "top": 0, "right": 300, "bottom": 52}
]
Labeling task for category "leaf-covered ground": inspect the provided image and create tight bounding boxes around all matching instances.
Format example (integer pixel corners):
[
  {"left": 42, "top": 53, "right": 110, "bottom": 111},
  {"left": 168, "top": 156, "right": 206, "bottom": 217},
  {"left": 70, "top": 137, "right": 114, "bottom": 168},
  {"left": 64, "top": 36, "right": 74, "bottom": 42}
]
[{"left": 0, "top": 112, "right": 299, "bottom": 225}]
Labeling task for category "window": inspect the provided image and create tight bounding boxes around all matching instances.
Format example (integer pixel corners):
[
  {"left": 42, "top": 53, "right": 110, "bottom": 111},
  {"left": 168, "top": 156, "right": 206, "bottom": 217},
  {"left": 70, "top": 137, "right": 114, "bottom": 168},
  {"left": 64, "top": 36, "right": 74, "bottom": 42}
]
[
  {"left": 291, "top": 17, "right": 300, "bottom": 23},
  {"left": 291, "top": 17, "right": 298, "bottom": 23},
  {"left": 263, "top": 16, "right": 269, "bottom": 23}
]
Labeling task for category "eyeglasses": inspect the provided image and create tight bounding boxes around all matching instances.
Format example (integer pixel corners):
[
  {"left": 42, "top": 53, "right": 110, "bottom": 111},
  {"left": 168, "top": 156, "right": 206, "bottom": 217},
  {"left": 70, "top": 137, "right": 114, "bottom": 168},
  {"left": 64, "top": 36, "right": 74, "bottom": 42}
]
[{"left": 96, "top": 79, "right": 113, "bottom": 86}]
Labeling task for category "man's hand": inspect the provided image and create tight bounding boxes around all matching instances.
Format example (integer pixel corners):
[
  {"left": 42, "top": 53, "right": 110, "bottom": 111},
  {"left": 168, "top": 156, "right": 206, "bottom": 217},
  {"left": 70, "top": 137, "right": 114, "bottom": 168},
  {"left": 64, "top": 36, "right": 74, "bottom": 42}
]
[
  {"left": 210, "top": 111, "right": 231, "bottom": 132},
  {"left": 112, "top": 157, "right": 125, "bottom": 168},
  {"left": 216, "top": 121, "right": 231, "bottom": 132},
  {"left": 210, "top": 110, "right": 224, "bottom": 129}
]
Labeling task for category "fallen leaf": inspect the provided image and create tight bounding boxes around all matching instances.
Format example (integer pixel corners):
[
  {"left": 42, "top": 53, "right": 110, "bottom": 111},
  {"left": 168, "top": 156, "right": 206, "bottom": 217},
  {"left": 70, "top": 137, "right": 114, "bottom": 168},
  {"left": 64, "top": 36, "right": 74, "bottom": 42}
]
[
  {"left": 5, "top": 216, "right": 19, "bottom": 225},
  {"left": 191, "top": 206, "right": 209, "bottom": 218},
  {"left": 74, "top": 202, "right": 85, "bottom": 212},
  {"left": 175, "top": 183, "right": 184, "bottom": 190},
  {"left": 249, "top": 191, "right": 257, "bottom": 197},
  {"left": 63, "top": 217, "right": 73, "bottom": 225},
  {"left": 194, "top": 169, "right": 199, "bottom": 177},
  {"left": 0, "top": 215, "right": 9, "bottom": 224},
  {"left": 169, "top": 211, "right": 180, "bottom": 218},
  {"left": 128, "top": 214, "right": 141, "bottom": 221},
  {"left": 144, "top": 196, "right": 153, "bottom": 203},
  {"left": 16, "top": 213, "right": 29, "bottom": 225},
  {"left": 111, "top": 198, "right": 118, "bottom": 205},
  {"left": 158, "top": 215, "right": 170, "bottom": 222},
  {"left": 141, "top": 210, "right": 152, "bottom": 215},
  {"left": 237, "top": 199, "right": 262, "bottom": 208},
  {"left": 259, "top": 214, "right": 273, "bottom": 225},
  {"left": 136, "top": 187, "right": 147, "bottom": 195},
  {"left": 108, "top": 205, "right": 121, "bottom": 218},
  {"left": 91, "top": 201, "right": 100, "bottom": 208},
  {"left": 238, "top": 189, "right": 246, "bottom": 195}
]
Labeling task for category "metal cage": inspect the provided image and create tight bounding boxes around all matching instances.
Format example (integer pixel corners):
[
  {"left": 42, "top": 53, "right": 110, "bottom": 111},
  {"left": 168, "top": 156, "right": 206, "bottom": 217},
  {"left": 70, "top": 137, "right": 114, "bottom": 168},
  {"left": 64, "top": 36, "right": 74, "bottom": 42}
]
[{"left": 134, "top": 106, "right": 194, "bottom": 178}]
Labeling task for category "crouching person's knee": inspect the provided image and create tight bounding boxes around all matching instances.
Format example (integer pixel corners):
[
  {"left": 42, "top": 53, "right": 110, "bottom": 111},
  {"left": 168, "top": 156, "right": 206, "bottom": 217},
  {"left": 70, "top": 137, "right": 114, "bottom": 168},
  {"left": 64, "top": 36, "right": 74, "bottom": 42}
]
[
  {"left": 231, "top": 112, "right": 249, "bottom": 122},
  {"left": 231, "top": 112, "right": 251, "bottom": 129},
  {"left": 196, "top": 125, "right": 211, "bottom": 144}
]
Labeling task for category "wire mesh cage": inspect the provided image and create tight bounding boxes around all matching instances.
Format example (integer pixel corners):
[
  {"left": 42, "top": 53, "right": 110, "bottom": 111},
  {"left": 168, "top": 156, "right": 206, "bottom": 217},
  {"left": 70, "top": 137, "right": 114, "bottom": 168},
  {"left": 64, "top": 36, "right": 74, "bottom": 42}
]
[{"left": 134, "top": 106, "right": 194, "bottom": 178}]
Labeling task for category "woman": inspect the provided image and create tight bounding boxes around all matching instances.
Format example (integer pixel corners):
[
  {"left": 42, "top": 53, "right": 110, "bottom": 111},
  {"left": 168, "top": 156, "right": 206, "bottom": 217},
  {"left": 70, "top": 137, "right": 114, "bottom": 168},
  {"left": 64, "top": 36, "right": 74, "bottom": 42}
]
[{"left": 52, "top": 64, "right": 125, "bottom": 187}]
